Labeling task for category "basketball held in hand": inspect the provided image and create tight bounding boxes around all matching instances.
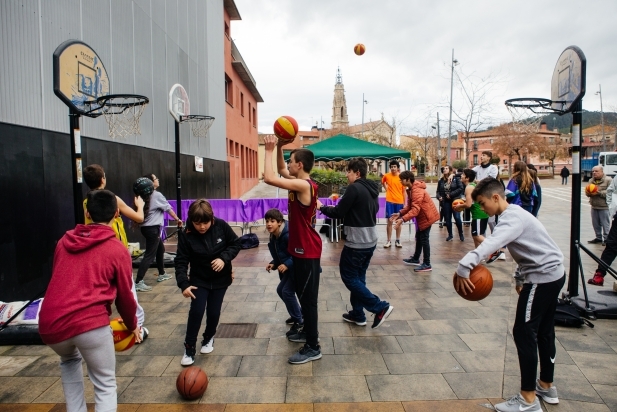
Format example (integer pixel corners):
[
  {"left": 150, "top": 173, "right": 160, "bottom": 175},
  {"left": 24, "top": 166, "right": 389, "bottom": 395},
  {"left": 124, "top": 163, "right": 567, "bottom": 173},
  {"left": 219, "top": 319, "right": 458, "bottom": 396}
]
[
  {"left": 177, "top": 366, "right": 208, "bottom": 400},
  {"left": 452, "top": 199, "right": 465, "bottom": 208},
  {"left": 586, "top": 183, "right": 598, "bottom": 194},
  {"left": 110, "top": 318, "right": 136, "bottom": 352},
  {"left": 454, "top": 265, "right": 493, "bottom": 301},
  {"left": 273, "top": 116, "right": 298, "bottom": 143}
]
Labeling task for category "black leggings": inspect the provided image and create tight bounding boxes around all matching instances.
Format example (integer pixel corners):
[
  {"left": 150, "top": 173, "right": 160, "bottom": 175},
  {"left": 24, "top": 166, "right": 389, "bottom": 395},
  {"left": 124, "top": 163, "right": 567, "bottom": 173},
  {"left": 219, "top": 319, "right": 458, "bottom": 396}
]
[
  {"left": 185, "top": 286, "right": 228, "bottom": 347},
  {"left": 513, "top": 275, "right": 565, "bottom": 391},
  {"left": 136, "top": 225, "right": 165, "bottom": 283},
  {"left": 293, "top": 257, "right": 321, "bottom": 348}
]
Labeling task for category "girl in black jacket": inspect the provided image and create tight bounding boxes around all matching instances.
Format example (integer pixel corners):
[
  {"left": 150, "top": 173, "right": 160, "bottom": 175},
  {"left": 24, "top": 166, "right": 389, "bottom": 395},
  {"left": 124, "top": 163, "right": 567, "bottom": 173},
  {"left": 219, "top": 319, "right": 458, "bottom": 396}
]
[
  {"left": 175, "top": 199, "right": 241, "bottom": 366},
  {"left": 436, "top": 165, "right": 464, "bottom": 241}
]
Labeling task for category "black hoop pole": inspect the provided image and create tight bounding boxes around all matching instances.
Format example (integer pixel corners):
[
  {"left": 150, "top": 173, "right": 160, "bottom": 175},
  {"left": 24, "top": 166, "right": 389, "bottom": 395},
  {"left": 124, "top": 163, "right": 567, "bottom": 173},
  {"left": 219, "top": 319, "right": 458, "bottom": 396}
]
[
  {"left": 69, "top": 110, "right": 83, "bottom": 225},
  {"left": 568, "top": 100, "right": 583, "bottom": 296},
  {"left": 175, "top": 120, "right": 182, "bottom": 221}
]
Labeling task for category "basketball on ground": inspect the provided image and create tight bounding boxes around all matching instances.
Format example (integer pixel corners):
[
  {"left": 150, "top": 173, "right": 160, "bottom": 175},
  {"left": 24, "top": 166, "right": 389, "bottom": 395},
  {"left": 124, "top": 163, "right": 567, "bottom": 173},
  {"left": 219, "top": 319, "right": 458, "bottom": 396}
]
[
  {"left": 452, "top": 199, "right": 465, "bottom": 208},
  {"left": 177, "top": 366, "right": 208, "bottom": 400},
  {"left": 354, "top": 43, "right": 365, "bottom": 55},
  {"left": 110, "top": 318, "right": 136, "bottom": 352},
  {"left": 586, "top": 183, "right": 598, "bottom": 194},
  {"left": 453, "top": 265, "right": 493, "bottom": 301},
  {"left": 273, "top": 116, "right": 298, "bottom": 142}
]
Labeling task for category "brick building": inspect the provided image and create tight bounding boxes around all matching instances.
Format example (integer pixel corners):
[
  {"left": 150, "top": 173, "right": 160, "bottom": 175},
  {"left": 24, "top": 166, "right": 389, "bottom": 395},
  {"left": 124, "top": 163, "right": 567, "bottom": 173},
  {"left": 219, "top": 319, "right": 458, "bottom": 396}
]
[{"left": 224, "top": 0, "right": 263, "bottom": 198}]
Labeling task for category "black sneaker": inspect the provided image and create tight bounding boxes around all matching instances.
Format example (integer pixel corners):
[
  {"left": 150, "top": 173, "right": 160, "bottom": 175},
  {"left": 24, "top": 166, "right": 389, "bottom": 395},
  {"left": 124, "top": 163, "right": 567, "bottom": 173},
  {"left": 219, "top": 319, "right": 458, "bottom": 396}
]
[
  {"left": 288, "top": 344, "right": 322, "bottom": 364},
  {"left": 286, "top": 322, "right": 304, "bottom": 337},
  {"left": 459, "top": 235, "right": 465, "bottom": 241},
  {"left": 588, "top": 238, "right": 603, "bottom": 244},
  {"left": 342, "top": 312, "right": 367, "bottom": 326},
  {"left": 372, "top": 305, "right": 394, "bottom": 329},
  {"left": 414, "top": 263, "right": 432, "bottom": 272},
  {"left": 403, "top": 257, "right": 420, "bottom": 266},
  {"left": 446, "top": 236, "right": 453, "bottom": 241},
  {"left": 287, "top": 330, "right": 307, "bottom": 343},
  {"left": 285, "top": 317, "right": 295, "bottom": 325}
]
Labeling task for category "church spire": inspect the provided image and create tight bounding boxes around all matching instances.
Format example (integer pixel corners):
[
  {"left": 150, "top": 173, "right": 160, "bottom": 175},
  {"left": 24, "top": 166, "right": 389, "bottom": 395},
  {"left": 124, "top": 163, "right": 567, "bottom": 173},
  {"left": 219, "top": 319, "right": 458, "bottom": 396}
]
[{"left": 331, "top": 67, "right": 349, "bottom": 129}]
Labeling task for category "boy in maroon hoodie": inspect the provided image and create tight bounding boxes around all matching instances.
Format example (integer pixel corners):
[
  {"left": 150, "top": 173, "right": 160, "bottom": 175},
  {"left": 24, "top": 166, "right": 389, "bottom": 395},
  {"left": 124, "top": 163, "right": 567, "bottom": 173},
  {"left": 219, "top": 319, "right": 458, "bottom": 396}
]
[{"left": 39, "top": 190, "right": 140, "bottom": 412}]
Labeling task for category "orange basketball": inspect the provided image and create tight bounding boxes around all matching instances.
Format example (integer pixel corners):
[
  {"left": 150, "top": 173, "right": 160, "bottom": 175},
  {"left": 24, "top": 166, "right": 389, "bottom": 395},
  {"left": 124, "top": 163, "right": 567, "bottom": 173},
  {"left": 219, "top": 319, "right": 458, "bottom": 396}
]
[
  {"left": 273, "top": 116, "right": 299, "bottom": 142},
  {"left": 452, "top": 199, "right": 465, "bottom": 207},
  {"left": 586, "top": 183, "right": 598, "bottom": 194},
  {"left": 110, "top": 318, "right": 136, "bottom": 352},
  {"left": 177, "top": 366, "right": 208, "bottom": 400},
  {"left": 453, "top": 265, "right": 493, "bottom": 301},
  {"left": 354, "top": 43, "right": 366, "bottom": 56}
]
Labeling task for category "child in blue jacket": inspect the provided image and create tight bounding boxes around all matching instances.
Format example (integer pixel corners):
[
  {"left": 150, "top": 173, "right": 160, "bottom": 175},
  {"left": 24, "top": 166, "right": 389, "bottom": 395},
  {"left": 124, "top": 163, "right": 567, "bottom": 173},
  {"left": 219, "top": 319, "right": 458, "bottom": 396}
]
[{"left": 265, "top": 208, "right": 303, "bottom": 338}]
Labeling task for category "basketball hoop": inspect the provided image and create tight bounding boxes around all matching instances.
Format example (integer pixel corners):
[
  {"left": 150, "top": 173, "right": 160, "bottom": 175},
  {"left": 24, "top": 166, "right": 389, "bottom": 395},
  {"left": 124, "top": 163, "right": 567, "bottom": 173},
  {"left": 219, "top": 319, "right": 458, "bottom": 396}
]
[
  {"left": 180, "top": 115, "right": 215, "bottom": 138},
  {"left": 504, "top": 98, "right": 566, "bottom": 135},
  {"left": 85, "top": 94, "right": 149, "bottom": 138}
]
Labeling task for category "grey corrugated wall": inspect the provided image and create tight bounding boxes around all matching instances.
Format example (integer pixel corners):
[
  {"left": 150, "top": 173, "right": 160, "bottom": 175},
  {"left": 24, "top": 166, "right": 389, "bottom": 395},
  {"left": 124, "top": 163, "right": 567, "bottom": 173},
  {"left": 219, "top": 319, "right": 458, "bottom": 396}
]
[{"left": 0, "top": 0, "right": 225, "bottom": 161}]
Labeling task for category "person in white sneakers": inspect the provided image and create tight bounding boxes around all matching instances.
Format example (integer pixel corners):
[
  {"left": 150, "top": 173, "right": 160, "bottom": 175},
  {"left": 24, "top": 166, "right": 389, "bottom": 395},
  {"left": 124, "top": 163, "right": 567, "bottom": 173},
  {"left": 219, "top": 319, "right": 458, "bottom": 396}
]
[
  {"left": 381, "top": 160, "right": 406, "bottom": 248},
  {"left": 175, "top": 200, "right": 241, "bottom": 366}
]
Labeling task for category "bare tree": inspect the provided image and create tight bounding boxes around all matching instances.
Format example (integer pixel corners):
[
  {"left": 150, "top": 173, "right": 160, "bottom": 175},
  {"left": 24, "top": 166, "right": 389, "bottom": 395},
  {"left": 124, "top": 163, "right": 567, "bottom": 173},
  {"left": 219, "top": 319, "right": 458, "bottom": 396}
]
[
  {"left": 491, "top": 123, "right": 544, "bottom": 175},
  {"left": 450, "top": 70, "right": 505, "bottom": 162},
  {"left": 538, "top": 136, "right": 570, "bottom": 175}
]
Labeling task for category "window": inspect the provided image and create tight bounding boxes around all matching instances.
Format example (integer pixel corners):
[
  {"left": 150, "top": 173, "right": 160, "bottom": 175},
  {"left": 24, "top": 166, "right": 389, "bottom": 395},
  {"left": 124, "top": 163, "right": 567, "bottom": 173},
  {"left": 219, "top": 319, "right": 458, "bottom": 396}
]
[
  {"left": 235, "top": 142, "right": 239, "bottom": 158},
  {"left": 473, "top": 141, "right": 478, "bottom": 150},
  {"left": 490, "top": 139, "right": 493, "bottom": 144},
  {"left": 252, "top": 107, "right": 256, "bottom": 127},
  {"left": 224, "top": 22, "right": 230, "bottom": 38},
  {"left": 248, "top": 102, "right": 251, "bottom": 123},
  {"left": 503, "top": 159, "right": 507, "bottom": 164},
  {"left": 225, "top": 75, "right": 233, "bottom": 105},
  {"left": 241, "top": 145, "right": 245, "bottom": 178},
  {"left": 240, "top": 93, "right": 244, "bottom": 116},
  {"left": 606, "top": 154, "right": 617, "bottom": 165},
  {"left": 473, "top": 154, "right": 478, "bottom": 165}
]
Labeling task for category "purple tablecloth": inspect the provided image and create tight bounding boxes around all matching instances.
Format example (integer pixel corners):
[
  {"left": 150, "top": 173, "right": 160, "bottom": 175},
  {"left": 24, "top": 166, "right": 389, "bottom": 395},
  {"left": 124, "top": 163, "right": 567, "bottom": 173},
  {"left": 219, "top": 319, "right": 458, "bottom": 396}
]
[{"left": 166, "top": 197, "right": 414, "bottom": 226}]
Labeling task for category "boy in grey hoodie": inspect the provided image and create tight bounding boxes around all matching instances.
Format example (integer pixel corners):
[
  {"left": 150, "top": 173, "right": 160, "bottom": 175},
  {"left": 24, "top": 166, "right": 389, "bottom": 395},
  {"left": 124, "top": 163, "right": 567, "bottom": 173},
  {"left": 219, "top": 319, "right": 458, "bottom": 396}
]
[
  {"left": 453, "top": 178, "right": 565, "bottom": 412},
  {"left": 318, "top": 158, "right": 393, "bottom": 329}
]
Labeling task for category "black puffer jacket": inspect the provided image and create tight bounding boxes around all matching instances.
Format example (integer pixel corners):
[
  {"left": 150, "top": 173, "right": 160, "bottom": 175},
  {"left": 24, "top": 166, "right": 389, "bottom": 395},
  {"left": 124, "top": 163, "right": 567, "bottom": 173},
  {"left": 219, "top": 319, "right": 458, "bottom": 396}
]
[
  {"left": 436, "top": 175, "right": 464, "bottom": 203},
  {"left": 174, "top": 218, "right": 241, "bottom": 291}
]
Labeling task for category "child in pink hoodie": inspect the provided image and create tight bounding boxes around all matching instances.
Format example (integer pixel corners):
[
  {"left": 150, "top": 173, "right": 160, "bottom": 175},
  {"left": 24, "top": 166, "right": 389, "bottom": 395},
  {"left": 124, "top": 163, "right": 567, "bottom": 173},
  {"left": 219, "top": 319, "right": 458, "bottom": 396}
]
[{"left": 39, "top": 190, "right": 140, "bottom": 412}]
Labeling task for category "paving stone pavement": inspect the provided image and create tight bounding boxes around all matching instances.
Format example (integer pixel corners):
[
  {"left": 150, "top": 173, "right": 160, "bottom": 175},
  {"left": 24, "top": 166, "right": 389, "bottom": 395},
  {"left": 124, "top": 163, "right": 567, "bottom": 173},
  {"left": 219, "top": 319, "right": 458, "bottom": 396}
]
[{"left": 2, "top": 178, "right": 617, "bottom": 411}]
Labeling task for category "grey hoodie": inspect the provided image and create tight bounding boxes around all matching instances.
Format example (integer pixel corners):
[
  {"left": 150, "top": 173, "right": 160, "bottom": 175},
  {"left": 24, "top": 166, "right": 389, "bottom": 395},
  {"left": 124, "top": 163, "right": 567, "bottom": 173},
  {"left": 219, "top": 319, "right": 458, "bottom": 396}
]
[
  {"left": 457, "top": 204, "right": 564, "bottom": 284},
  {"left": 320, "top": 178, "right": 379, "bottom": 249}
]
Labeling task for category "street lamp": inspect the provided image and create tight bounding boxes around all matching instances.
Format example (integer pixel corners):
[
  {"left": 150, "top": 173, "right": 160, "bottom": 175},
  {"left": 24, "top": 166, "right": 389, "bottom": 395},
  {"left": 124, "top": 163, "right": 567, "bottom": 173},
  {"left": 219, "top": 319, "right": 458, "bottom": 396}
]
[
  {"left": 361, "top": 93, "right": 368, "bottom": 139},
  {"left": 447, "top": 49, "right": 459, "bottom": 165},
  {"left": 596, "top": 85, "right": 605, "bottom": 152}
]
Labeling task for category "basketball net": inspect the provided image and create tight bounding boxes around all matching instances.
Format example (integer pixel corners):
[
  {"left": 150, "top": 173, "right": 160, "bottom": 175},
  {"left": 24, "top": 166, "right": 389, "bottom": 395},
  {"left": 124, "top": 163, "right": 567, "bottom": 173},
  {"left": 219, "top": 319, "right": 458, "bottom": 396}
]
[
  {"left": 505, "top": 105, "right": 544, "bottom": 136},
  {"left": 99, "top": 96, "right": 148, "bottom": 139},
  {"left": 181, "top": 115, "right": 215, "bottom": 138}
]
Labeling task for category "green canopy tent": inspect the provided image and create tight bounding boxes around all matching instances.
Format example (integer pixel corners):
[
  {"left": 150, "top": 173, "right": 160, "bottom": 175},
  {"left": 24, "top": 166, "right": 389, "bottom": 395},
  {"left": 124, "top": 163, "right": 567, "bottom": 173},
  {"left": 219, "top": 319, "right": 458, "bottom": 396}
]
[{"left": 283, "top": 134, "right": 411, "bottom": 161}]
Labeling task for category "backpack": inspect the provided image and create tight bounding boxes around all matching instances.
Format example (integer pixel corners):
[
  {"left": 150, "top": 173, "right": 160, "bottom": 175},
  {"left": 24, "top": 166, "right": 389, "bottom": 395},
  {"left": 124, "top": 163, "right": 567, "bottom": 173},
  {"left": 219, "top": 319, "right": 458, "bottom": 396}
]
[
  {"left": 239, "top": 233, "right": 260, "bottom": 249},
  {"left": 554, "top": 299, "right": 594, "bottom": 328}
]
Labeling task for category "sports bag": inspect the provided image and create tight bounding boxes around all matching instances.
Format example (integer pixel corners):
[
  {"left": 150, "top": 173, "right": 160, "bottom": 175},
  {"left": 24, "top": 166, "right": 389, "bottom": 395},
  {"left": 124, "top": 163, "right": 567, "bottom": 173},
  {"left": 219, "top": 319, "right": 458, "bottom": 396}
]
[
  {"left": 554, "top": 299, "right": 594, "bottom": 328},
  {"left": 239, "top": 233, "right": 260, "bottom": 249}
]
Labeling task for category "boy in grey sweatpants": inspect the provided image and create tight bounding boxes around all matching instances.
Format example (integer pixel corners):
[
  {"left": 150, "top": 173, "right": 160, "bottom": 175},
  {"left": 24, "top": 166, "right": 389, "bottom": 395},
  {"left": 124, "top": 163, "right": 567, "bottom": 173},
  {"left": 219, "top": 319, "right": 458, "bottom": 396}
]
[{"left": 453, "top": 178, "right": 565, "bottom": 412}]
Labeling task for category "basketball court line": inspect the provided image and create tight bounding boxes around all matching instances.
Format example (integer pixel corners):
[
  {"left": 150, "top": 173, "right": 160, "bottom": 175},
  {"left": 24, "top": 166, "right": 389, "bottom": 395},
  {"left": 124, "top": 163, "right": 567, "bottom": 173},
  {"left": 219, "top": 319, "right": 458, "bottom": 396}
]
[{"left": 541, "top": 187, "right": 591, "bottom": 206}]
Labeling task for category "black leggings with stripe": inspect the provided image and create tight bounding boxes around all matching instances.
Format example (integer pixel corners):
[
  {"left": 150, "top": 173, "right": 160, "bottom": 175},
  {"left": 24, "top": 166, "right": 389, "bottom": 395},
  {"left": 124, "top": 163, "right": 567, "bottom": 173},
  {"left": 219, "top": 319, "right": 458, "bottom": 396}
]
[{"left": 513, "top": 274, "right": 565, "bottom": 391}]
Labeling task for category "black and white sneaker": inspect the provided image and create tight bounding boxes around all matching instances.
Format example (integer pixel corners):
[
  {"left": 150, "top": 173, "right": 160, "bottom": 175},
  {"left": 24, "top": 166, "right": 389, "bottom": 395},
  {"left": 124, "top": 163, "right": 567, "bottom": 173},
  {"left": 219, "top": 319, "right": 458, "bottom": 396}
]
[
  {"left": 403, "top": 257, "right": 420, "bottom": 266},
  {"left": 342, "top": 312, "right": 367, "bottom": 326},
  {"left": 286, "top": 322, "right": 304, "bottom": 337},
  {"left": 285, "top": 317, "right": 295, "bottom": 325}
]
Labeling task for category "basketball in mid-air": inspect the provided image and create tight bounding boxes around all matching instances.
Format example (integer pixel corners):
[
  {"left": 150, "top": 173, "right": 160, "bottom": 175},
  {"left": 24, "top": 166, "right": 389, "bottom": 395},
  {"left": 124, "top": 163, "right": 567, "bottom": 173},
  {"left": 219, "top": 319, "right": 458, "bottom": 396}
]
[
  {"left": 177, "top": 366, "right": 208, "bottom": 400},
  {"left": 453, "top": 265, "right": 493, "bottom": 301},
  {"left": 110, "top": 318, "right": 136, "bottom": 352},
  {"left": 586, "top": 183, "right": 598, "bottom": 194},
  {"left": 273, "top": 116, "right": 299, "bottom": 142},
  {"left": 452, "top": 199, "right": 465, "bottom": 208},
  {"left": 354, "top": 43, "right": 365, "bottom": 56}
]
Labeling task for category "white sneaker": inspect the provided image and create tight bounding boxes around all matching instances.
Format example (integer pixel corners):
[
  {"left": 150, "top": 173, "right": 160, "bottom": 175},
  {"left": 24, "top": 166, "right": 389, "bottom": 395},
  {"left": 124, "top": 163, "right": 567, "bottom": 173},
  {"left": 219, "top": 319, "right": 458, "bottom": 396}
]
[
  {"left": 135, "top": 326, "right": 149, "bottom": 344},
  {"left": 200, "top": 338, "right": 214, "bottom": 354},
  {"left": 383, "top": 241, "right": 391, "bottom": 248},
  {"left": 395, "top": 240, "right": 402, "bottom": 248},
  {"left": 497, "top": 251, "right": 506, "bottom": 260}
]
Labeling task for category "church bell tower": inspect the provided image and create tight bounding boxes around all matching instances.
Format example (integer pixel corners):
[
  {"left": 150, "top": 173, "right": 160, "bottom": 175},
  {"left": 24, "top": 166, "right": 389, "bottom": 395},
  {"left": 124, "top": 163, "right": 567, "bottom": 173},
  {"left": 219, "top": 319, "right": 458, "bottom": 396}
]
[{"left": 331, "top": 67, "right": 349, "bottom": 129}]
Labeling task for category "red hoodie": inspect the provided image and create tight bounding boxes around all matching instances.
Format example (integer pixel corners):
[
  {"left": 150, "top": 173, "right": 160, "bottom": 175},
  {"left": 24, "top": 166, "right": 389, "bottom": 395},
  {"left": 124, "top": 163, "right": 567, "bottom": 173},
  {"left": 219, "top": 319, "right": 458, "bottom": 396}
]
[{"left": 39, "top": 224, "right": 137, "bottom": 344}]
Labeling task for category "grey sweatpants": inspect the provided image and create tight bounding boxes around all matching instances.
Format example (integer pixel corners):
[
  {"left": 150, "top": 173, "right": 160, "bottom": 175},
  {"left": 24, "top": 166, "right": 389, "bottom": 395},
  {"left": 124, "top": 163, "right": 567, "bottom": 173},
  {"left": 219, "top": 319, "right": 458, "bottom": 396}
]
[
  {"left": 591, "top": 208, "right": 611, "bottom": 241},
  {"left": 48, "top": 326, "right": 117, "bottom": 412}
]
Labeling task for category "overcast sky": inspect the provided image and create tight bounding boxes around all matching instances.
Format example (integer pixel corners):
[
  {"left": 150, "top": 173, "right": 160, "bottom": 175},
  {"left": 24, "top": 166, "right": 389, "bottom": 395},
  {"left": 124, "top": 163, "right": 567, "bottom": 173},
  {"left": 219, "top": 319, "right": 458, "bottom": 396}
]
[{"left": 232, "top": 0, "right": 617, "bottom": 136}]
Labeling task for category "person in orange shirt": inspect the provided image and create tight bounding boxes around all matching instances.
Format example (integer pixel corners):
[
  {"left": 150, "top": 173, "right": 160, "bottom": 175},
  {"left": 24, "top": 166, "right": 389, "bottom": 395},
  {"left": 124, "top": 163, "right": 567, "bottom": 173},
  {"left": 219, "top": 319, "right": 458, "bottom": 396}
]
[{"left": 381, "top": 160, "right": 406, "bottom": 248}]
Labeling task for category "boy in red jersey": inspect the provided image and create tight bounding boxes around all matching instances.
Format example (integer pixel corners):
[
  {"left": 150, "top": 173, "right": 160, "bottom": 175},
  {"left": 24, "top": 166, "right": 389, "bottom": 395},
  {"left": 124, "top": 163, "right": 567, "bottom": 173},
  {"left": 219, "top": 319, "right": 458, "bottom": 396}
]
[{"left": 264, "top": 135, "right": 322, "bottom": 364}]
